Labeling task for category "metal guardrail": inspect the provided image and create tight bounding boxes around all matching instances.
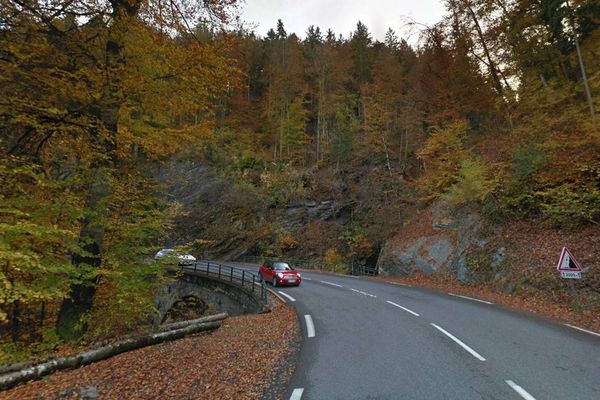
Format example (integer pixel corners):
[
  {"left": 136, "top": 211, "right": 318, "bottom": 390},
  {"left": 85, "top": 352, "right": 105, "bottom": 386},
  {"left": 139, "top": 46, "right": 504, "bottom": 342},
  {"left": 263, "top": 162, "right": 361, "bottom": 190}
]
[
  {"left": 237, "top": 256, "right": 378, "bottom": 276},
  {"left": 179, "top": 260, "right": 268, "bottom": 303}
]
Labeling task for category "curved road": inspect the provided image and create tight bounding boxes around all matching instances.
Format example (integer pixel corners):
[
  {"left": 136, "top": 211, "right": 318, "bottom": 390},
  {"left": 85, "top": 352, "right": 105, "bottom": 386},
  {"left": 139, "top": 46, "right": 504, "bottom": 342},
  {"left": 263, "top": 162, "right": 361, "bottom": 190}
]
[{"left": 237, "top": 265, "right": 600, "bottom": 400}]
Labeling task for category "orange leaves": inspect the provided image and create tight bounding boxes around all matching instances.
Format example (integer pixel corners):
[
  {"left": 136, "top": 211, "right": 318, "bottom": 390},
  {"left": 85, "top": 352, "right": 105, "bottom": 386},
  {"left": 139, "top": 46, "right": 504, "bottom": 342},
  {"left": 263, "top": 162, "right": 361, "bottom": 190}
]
[{"left": 1, "top": 298, "right": 299, "bottom": 400}]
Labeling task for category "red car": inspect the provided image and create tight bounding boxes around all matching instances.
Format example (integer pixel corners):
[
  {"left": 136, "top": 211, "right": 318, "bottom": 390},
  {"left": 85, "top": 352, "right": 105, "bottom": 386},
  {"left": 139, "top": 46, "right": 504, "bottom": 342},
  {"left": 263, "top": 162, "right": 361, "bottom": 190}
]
[{"left": 258, "top": 261, "right": 301, "bottom": 287}]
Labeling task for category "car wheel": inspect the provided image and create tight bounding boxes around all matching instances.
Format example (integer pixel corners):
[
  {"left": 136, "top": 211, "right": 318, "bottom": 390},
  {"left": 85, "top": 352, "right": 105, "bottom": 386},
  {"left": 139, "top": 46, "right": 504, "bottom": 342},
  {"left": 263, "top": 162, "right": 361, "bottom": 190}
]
[
  {"left": 257, "top": 273, "right": 263, "bottom": 283},
  {"left": 272, "top": 276, "right": 277, "bottom": 287}
]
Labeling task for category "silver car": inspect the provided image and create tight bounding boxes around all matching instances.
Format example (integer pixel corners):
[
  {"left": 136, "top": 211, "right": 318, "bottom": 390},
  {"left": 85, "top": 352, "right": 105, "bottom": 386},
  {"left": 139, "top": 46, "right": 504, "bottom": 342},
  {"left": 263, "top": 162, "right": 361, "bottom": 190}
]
[{"left": 155, "top": 248, "right": 196, "bottom": 266}]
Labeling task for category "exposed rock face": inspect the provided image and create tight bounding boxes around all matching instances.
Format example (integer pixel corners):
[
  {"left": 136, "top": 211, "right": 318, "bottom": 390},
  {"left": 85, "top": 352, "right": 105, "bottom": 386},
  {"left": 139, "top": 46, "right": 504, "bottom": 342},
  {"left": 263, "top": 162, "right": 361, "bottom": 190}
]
[
  {"left": 377, "top": 201, "right": 496, "bottom": 282},
  {"left": 154, "top": 159, "right": 345, "bottom": 259},
  {"left": 276, "top": 199, "right": 337, "bottom": 230}
]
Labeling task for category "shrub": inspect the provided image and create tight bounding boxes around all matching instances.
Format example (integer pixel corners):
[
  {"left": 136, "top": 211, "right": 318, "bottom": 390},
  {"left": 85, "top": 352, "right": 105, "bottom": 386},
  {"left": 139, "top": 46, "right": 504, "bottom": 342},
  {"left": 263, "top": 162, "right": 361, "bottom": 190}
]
[
  {"left": 324, "top": 248, "right": 345, "bottom": 273},
  {"left": 537, "top": 185, "right": 600, "bottom": 227},
  {"left": 442, "top": 158, "right": 496, "bottom": 207},
  {"left": 417, "top": 120, "right": 469, "bottom": 198}
]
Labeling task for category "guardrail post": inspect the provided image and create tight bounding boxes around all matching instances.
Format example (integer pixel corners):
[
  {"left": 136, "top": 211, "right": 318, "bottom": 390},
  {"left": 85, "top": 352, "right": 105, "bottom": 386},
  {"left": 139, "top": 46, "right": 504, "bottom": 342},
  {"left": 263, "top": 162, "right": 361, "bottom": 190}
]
[
  {"left": 230, "top": 267, "right": 234, "bottom": 283},
  {"left": 206, "top": 261, "right": 210, "bottom": 276},
  {"left": 241, "top": 270, "right": 245, "bottom": 288},
  {"left": 252, "top": 274, "right": 255, "bottom": 292},
  {"left": 218, "top": 264, "right": 221, "bottom": 279}
]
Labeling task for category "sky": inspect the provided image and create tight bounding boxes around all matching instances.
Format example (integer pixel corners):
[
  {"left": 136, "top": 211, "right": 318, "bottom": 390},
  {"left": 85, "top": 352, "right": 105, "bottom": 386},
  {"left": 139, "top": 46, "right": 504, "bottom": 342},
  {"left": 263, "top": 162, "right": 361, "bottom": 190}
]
[{"left": 238, "top": 0, "right": 447, "bottom": 42}]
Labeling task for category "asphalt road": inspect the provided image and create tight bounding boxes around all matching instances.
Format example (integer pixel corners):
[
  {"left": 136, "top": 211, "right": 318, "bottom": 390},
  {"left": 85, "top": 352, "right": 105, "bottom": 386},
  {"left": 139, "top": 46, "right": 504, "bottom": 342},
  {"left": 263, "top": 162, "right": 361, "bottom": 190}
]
[{"left": 235, "top": 265, "right": 600, "bottom": 400}]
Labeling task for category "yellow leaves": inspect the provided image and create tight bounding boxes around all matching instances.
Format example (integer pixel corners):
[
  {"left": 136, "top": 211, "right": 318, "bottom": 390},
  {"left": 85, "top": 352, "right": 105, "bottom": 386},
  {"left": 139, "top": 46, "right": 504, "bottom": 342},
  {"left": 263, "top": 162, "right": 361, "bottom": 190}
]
[
  {"left": 441, "top": 158, "right": 497, "bottom": 207},
  {"left": 417, "top": 120, "right": 470, "bottom": 198}
]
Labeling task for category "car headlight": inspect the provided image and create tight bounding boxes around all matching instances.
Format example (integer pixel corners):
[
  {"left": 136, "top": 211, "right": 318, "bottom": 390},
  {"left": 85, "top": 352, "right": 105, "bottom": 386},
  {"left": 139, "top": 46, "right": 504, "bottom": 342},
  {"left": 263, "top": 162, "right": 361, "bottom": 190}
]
[
  {"left": 297, "top": 273, "right": 301, "bottom": 278},
  {"left": 277, "top": 272, "right": 284, "bottom": 278}
]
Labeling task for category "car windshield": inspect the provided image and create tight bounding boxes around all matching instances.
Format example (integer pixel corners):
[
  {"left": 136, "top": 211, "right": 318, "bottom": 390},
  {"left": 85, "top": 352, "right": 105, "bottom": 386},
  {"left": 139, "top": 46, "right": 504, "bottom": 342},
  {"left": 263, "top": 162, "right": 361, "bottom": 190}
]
[{"left": 272, "top": 262, "right": 291, "bottom": 271}]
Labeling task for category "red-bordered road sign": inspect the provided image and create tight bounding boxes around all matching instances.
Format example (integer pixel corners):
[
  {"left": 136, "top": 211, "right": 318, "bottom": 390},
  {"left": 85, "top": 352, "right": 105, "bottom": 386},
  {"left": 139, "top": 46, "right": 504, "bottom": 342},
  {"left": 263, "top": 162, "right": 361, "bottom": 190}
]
[{"left": 556, "top": 247, "right": 582, "bottom": 279}]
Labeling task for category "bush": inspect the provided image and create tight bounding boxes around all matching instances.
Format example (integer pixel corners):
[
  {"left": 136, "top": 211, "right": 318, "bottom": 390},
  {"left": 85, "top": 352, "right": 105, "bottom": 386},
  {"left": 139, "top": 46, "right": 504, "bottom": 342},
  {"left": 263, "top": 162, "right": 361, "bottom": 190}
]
[
  {"left": 442, "top": 158, "right": 496, "bottom": 207},
  {"left": 417, "top": 120, "right": 469, "bottom": 198},
  {"left": 537, "top": 185, "right": 600, "bottom": 227},
  {"left": 512, "top": 144, "right": 547, "bottom": 182},
  {"left": 324, "top": 248, "right": 345, "bottom": 273}
]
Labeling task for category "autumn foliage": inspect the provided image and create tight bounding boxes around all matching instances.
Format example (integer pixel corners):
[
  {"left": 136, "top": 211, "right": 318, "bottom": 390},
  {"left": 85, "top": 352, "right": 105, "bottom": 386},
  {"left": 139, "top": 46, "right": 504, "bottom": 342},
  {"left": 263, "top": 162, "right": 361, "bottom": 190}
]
[{"left": 1, "top": 0, "right": 599, "bottom": 364}]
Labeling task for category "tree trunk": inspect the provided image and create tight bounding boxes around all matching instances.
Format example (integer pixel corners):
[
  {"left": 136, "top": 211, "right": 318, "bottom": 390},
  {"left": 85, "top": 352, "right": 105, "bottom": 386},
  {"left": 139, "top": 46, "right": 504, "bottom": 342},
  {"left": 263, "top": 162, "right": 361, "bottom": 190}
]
[
  {"left": 0, "top": 320, "right": 223, "bottom": 391},
  {"left": 567, "top": 0, "right": 595, "bottom": 120},
  {"left": 56, "top": 0, "right": 142, "bottom": 340},
  {"left": 158, "top": 312, "right": 228, "bottom": 332},
  {"left": 11, "top": 301, "right": 20, "bottom": 343},
  {"left": 463, "top": 1, "right": 504, "bottom": 96}
]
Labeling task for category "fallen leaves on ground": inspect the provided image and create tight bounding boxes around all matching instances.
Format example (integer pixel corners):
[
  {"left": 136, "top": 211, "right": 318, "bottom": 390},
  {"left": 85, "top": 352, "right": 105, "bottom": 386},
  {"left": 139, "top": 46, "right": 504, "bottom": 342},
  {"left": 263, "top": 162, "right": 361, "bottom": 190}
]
[{"left": 0, "top": 295, "right": 299, "bottom": 400}]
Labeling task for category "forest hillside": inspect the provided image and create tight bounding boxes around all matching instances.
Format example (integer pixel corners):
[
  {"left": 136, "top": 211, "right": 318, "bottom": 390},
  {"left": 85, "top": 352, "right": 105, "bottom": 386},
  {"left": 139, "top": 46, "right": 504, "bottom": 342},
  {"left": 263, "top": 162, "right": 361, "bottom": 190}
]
[{"left": 1, "top": 0, "right": 599, "bottom": 360}]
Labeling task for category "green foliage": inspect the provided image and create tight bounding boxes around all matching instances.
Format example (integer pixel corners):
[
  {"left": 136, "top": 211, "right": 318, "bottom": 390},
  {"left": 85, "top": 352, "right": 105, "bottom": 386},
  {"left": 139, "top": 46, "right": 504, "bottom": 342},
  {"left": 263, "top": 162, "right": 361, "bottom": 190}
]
[
  {"left": 330, "top": 98, "right": 359, "bottom": 165},
  {"left": 281, "top": 96, "right": 308, "bottom": 160},
  {"left": 512, "top": 145, "right": 547, "bottom": 182},
  {"left": 340, "top": 222, "right": 374, "bottom": 263},
  {"left": 0, "top": 342, "right": 29, "bottom": 365},
  {"left": 261, "top": 167, "right": 310, "bottom": 207},
  {"left": 537, "top": 185, "right": 600, "bottom": 227},
  {"left": 0, "top": 157, "right": 82, "bottom": 323},
  {"left": 84, "top": 175, "right": 180, "bottom": 339},
  {"left": 442, "top": 158, "right": 496, "bottom": 207},
  {"left": 324, "top": 248, "right": 345, "bottom": 273}
]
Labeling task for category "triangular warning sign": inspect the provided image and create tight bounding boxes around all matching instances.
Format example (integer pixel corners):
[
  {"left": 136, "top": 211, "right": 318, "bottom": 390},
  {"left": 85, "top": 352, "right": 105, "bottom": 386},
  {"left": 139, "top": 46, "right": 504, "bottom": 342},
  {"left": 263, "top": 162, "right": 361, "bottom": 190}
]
[{"left": 556, "top": 247, "right": 582, "bottom": 272}]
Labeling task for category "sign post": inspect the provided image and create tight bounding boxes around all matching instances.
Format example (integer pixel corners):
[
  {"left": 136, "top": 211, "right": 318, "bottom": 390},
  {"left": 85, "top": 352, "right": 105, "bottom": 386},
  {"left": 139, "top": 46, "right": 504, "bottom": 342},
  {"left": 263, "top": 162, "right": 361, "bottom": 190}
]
[{"left": 556, "top": 247, "right": 582, "bottom": 279}]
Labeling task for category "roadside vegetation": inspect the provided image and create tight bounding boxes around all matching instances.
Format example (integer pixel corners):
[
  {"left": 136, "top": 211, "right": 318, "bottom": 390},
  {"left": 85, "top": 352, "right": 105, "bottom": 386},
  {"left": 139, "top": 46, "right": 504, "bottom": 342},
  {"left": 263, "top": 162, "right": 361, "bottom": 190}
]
[{"left": 1, "top": 0, "right": 599, "bottom": 374}]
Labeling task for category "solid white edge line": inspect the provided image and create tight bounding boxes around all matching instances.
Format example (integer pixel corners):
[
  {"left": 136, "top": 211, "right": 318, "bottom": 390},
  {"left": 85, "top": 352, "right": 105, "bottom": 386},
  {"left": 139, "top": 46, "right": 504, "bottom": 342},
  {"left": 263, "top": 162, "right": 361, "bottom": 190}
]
[
  {"left": 304, "top": 315, "right": 315, "bottom": 338},
  {"left": 278, "top": 291, "right": 296, "bottom": 302},
  {"left": 350, "top": 288, "right": 377, "bottom": 298},
  {"left": 386, "top": 281, "right": 411, "bottom": 287},
  {"left": 386, "top": 300, "right": 420, "bottom": 316},
  {"left": 565, "top": 324, "right": 600, "bottom": 337},
  {"left": 266, "top": 288, "right": 287, "bottom": 304},
  {"left": 319, "top": 280, "right": 343, "bottom": 287},
  {"left": 505, "top": 380, "right": 536, "bottom": 400},
  {"left": 430, "top": 323, "right": 486, "bottom": 361},
  {"left": 448, "top": 293, "right": 493, "bottom": 305},
  {"left": 289, "top": 388, "right": 304, "bottom": 400}
]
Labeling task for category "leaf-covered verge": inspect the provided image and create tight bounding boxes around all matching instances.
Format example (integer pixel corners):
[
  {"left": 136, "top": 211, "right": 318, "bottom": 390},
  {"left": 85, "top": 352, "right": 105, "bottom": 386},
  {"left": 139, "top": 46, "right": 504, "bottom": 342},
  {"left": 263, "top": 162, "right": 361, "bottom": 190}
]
[{"left": 0, "top": 296, "right": 299, "bottom": 400}]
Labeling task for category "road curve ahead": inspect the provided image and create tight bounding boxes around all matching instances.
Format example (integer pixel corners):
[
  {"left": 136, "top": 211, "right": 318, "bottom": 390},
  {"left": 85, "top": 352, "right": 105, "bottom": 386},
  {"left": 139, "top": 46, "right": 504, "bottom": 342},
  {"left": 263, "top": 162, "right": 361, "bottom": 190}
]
[{"left": 236, "top": 264, "right": 600, "bottom": 400}]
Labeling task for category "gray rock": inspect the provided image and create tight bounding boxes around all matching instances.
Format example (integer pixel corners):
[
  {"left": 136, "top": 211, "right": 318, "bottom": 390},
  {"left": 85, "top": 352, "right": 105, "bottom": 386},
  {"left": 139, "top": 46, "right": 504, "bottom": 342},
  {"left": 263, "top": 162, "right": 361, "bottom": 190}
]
[
  {"left": 78, "top": 386, "right": 99, "bottom": 400},
  {"left": 378, "top": 201, "right": 495, "bottom": 283},
  {"left": 426, "top": 239, "right": 453, "bottom": 265},
  {"left": 491, "top": 247, "right": 506, "bottom": 268}
]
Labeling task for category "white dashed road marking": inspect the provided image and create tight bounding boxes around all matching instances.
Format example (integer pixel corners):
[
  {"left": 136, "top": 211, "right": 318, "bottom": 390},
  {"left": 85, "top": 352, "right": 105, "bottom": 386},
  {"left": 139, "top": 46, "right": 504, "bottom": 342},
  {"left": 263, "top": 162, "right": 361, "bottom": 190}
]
[
  {"left": 505, "top": 380, "right": 536, "bottom": 400},
  {"left": 319, "top": 280, "right": 343, "bottom": 287},
  {"left": 430, "top": 323, "right": 486, "bottom": 361},
  {"left": 278, "top": 291, "right": 296, "bottom": 302},
  {"left": 565, "top": 324, "right": 600, "bottom": 337},
  {"left": 350, "top": 288, "right": 377, "bottom": 298},
  {"left": 304, "top": 315, "right": 315, "bottom": 338},
  {"left": 448, "top": 293, "right": 493, "bottom": 305},
  {"left": 289, "top": 387, "right": 304, "bottom": 400},
  {"left": 386, "top": 300, "right": 420, "bottom": 316}
]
